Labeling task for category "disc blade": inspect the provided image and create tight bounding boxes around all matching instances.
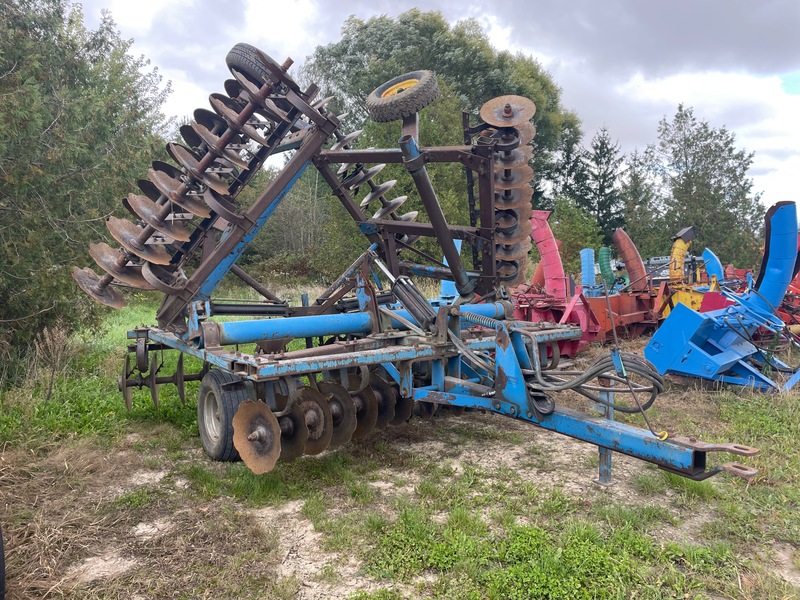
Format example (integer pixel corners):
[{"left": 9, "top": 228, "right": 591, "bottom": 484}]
[
  {"left": 233, "top": 400, "right": 281, "bottom": 474},
  {"left": 480, "top": 95, "right": 536, "bottom": 128},
  {"left": 359, "top": 180, "right": 397, "bottom": 207},
  {"left": 73, "top": 266, "right": 126, "bottom": 307},
  {"left": 276, "top": 402, "right": 308, "bottom": 462},
  {"left": 147, "top": 168, "right": 212, "bottom": 218},
  {"left": 106, "top": 216, "right": 172, "bottom": 265},
  {"left": 372, "top": 197, "right": 407, "bottom": 220},
  {"left": 294, "top": 387, "right": 333, "bottom": 456},
  {"left": 127, "top": 194, "right": 192, "bottom": 242},
  {"left": 317, "top": 381, "right": 357, "bottom": 449},
  {"left": 368, "top": 374, "right": 396, "bottom": 429},
  {"left": 89, "top": 242, "right": 155, "bottom": 290}
]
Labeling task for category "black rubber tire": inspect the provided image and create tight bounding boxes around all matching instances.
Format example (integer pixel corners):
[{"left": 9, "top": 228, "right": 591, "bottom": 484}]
[
  {"left": 365, "top": 70, "right": 440, "bottom": 122},
  {"left": 197, "top": 369, "right": 252, "bottom": 462},
  {"left": 225, "top": 43, "right": 299, "bottom": 94}
]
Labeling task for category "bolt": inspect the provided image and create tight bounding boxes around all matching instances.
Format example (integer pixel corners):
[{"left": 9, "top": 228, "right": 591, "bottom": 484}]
[{"left": 503, "top": 103, "right": 513, "bottom": 116}]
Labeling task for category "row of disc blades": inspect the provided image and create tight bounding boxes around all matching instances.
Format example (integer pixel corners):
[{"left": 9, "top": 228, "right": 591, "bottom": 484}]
[
  {"left": 479, "top": 95, "right": 537, "bottom": 287},
  {"left": 335, "top": 141, "right": 419, "bottom": 225},
  {"left": 232, "top": 375, "right": 410, "bottom": 474},
  {"left": 73, "top": 54, "right": 317, "bottom": 309}
]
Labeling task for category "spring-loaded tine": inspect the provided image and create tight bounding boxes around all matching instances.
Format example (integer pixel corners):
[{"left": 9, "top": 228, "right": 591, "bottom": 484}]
[
  {"left": 331, "top": 130, "right": 362, "bottom": 151},
  {"left": 106, "top": 216, "right": 173, "bottom": 265},
  {"left": 147, "top": 168, "right": 212, "bottom": 218},
  {"left": 190, "top": 121, "right": 249, "bottom": 169},
  {"left": 372, "top": 196, "right": 407, "bottom": 220},
  {"left": 359, "top": 180, "right": 397, "bottom": 207}
]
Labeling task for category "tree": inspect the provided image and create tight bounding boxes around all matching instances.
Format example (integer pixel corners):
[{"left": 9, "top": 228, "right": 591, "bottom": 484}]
[
  {"left": 548, "top": 197, "right": 603, "bottom": 276},
  {"left": 618, "top": 149, "right": 671, "bottom": 259},
  {"left": 0, "top": 0, "right": 170, "bottom": 378},
  {"left": 301, "top": 10, "right": 581, "bottom": 206},
  {"left": 582, "top": 127, "right": 625, "bottom": 243},
  {"left": 655, "top": 105, "right": 764, "bottom": 267}
]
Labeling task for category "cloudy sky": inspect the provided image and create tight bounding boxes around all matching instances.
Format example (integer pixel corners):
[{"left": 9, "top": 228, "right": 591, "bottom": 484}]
[{"left": 80, "top": 0, "right": 800, "bottom": 206}]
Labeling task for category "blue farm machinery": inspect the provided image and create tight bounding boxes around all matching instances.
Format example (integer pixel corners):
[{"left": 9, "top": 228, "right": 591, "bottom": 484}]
[
  {"left": 646, "top": 201, "right": 800, "bottom": 391},
  {"left": 73, "top": 44, "right": 757, "bottom": 480}
]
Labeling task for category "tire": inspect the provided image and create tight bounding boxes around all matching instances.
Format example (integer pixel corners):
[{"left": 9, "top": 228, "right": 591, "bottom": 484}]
[
  {"left": 197, "top": 369, "right": 252, "bottom": 461},
  {"left": 225, "top": 43, "right": 299, "bottom": 99},
  {"left": 365, "top": 70, "right": 440, "bottom": 122}
]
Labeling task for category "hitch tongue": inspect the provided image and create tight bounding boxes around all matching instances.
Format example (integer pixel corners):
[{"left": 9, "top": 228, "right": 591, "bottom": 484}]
[{"left": 721, "top": 462, "right": 758, "bottom": 480}]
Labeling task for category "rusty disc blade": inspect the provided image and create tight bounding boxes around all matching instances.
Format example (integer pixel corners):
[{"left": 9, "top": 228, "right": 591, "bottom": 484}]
[
  {"left": 147, "top": 366, "right": 160, "bottom": 409},
  {"left": 127, "top": 194, "right": 192, "bottom": 242},
  {"left": 350, "top": 383, "right": 378, "bottom": 440},
  {"left": 507, "top": 256, "right": 530, "bottom": 286},
  {"left": 344, "top": 164, "right": 385, "bottom": 190},
  {"left": 495, "top": 240, "right": 532, "bottom": 260},
  {"left": 167, "top": 142, "right": 231, "bottom": 196},
  {"left": 209, "top": 96, "right": 269, "bottom": 146},
  {"left": 495, "top": 219, "right": 533, "bottom": 245},
  {"left": 373, "top": 197, "right": 407, "bottom": 220},
  {"left": 517, "top": 121, "right": 537, "bottom": 145},
  {"left": 391, "top": 388, "right": 414, "bottom": 424},
  {"left": 480, "top": 95, "right": 536, "bottom": 128},
  {"left": 190, "top": 122, "right": 249, "bottom": 169},
  {"left": 233, "top": 400, "right": 281, "bottom": 474},
  {"left": 293, "top": 387, "right": 333, "bottom": 456},
  {"left": 276, "top": 401, "right": 308, "bottom": 462},
  {"left": 368, "top": 374, "right": 396, "bottom": 429},
  {"left": 180, "top": 124, "right": 203, "bottom": 150},
  {"left": 497, "top": 260, "right": 520, "bottom": 283},
  {"left": 397, "top": 211, "right": 419, "bottom": 222},
  {"left": 494, "top": 165, "right": 534, "bottom": 190},
  {"left": 89, "top": 242, "right": 155, "bottom": 290},
  {"left": 106, "top": 216, "right": 172, "bottom": 265},
  {"left": 175, "top": 353, "right": 185, "bottom": 405},
  {"left": 359, "top": 179, "right": 397, "bottom": 207},
  {"left": 330, "top": 129, "right": 362, "bottom": 151},
  {"left": 495, "top": 209, "right": 520, "bottom": 235},
  {"left": 147, "top": 168, "right": 211, "bottom": 218},
  {"left": 141, "top": 262, "right": 185, "bottom": 295},
  {"left": 493, "top": 146, "right": 533, "bottom": 171},
  {"left": 317, "top": 381, "right": 357, "bottom": 449},
  {"left": 254, "top": 48, "right": 302, "bottom": 93},
  {"left": 228, "top": 75, "right": 291, "bottom": 123},
  {"left": 194, "top": 108, "right": 227, "bottom": 134},
  {"left": 416, "top": 401, "right": 437, "bottom": 419},
  {"left": 119, "top": 353, "right": 133, "bottom": 411},
  {"left": 494, "top": 188, "right": 532, "bottom": 210},
  {"left": 73, "top": 266, "right": 127, "bottom": 308}
]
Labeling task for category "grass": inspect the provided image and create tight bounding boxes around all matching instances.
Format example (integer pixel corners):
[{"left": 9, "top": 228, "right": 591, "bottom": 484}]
[{"left": 1, "top": 294, "right": 799, "bottom": 599}]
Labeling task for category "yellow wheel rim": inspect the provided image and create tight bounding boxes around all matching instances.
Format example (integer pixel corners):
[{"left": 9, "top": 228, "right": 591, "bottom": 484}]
[{"left": 380, "top": 78, "right": 420, "bottom": 98}]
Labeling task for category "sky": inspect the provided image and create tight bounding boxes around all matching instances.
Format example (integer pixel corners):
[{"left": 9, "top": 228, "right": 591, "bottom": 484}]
[{"left": 79, "top": 0, "right": 800, "bottom": 207}]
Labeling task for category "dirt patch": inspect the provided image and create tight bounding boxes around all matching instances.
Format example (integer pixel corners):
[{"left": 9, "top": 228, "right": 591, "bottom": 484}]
[
  {"left": 66, "top": 552, "right": 137, "bottom": 584},
  {"left": 773, "top": 543, "right": 800, "bottom": 586}
]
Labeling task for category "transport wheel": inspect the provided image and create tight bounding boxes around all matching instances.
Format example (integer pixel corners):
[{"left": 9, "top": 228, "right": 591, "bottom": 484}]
[
  {"left": 198, "top": 369, "right": 252, "bottom": 461},
  {"left": 365, "top": 70, "right": 440, "bottom": 122},
  {"left": 225, "top": 43, "right": 295, "bottom": 110}
]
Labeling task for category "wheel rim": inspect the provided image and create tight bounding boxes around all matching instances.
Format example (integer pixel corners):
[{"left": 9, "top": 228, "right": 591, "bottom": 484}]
[
  {"left": 203, "top": 390, "right": 222, "bottom": 443},
  {"left": 380, "top": 78, "right": 420, "bottom": 98}
]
